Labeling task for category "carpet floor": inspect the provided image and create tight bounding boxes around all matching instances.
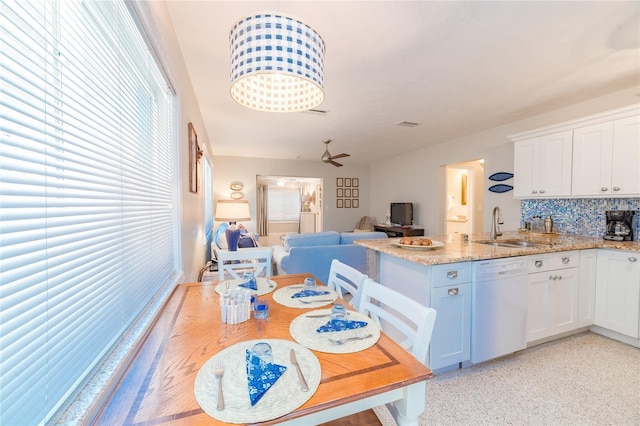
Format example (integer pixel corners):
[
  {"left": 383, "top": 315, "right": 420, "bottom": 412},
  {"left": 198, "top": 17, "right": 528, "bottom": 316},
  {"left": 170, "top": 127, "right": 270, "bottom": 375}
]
[{"left": 374, "top": 332, "right": 640, "bottom": 425}]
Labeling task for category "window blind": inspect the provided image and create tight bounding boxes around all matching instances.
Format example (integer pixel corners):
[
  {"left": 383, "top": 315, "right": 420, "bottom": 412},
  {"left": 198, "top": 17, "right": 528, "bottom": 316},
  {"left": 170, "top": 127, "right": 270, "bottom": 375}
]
[
  {"left": 0, "top": 1, "right": 179, "bottom": 424},
  {"left": 268, "top": 187, "right": 302, "bottom": 221}
]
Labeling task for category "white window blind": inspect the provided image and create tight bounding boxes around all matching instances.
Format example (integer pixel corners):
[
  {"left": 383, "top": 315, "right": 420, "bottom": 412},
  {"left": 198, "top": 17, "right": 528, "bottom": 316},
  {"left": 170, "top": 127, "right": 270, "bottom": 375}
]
[
  {"left": 268, "top": 187, "right": 301, "bottom": 221},
  {"left": 0, "top": 1, "right": 179, "bottom": 424}
]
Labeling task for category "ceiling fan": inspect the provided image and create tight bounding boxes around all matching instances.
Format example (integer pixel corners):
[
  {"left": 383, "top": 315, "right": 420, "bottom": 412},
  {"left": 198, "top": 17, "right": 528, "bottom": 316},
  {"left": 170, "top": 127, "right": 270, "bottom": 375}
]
[{"left": 320, "top": 139, "right": 350, "bottom": 167}]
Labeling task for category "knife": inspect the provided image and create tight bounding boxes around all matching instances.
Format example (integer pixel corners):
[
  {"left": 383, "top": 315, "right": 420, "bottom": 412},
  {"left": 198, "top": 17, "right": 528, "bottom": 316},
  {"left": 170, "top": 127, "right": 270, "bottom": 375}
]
[{"left": 289, "top": 349, "right": 309, "bottom": 392}]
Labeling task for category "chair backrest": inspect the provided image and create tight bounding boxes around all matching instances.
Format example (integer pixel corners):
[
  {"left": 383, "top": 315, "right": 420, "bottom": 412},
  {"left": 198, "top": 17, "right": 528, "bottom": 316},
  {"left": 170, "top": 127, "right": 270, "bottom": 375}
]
[
  {"left": 357, "top": 278, "right": 437, "bottom": 364},
  {"left": 326, "top": 259, "right": 368, "bottom": 307}
]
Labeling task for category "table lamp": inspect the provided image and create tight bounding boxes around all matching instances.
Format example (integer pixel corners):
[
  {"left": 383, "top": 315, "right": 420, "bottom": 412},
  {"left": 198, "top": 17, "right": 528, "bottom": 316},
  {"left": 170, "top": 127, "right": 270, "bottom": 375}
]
[{"left": 214, "top": 199, "right": 251, "bottom": 251}]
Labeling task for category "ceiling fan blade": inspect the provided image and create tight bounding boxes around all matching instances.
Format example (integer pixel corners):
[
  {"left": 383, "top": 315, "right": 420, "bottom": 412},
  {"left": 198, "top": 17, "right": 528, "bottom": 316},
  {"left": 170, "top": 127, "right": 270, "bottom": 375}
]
[
  {"left": 330, "top": 153, "right": 350, "bottom": 160},
  {"left": 328, "top": 159, "right": 343, "bottom": 167}
]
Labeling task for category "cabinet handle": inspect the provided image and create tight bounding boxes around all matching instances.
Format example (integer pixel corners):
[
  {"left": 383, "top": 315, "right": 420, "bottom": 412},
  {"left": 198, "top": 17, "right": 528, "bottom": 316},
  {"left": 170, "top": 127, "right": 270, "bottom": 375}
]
[
  {"left": 535, "top": 260, "right": 543, "bottom": 268},
  {"left": 600, "top": 187, "right": 608, "bottom": 192},
  {"left": 630, "top": 257, "right": 637, "bottom": 263},
  {"left": 557, "top": 275, "right": 562, "bottom": 280},
  {"left": 448, "top": 288, "right": 459, "bottom": 296},
  {"left": 562, "top": 257, "right": 570, "bottom": 264},
  {"left": 539, "top": 189, "right": 546, "bottom": 194},
  {"left": 549, "top": 275, "right": 555, "bottom": 281},
  {"left": 532, "top": 190, "right": 538, "bottom": 194},
  {"left": 613, "top": 187, "right": 620, "bottom": 192},
  {"left": 447, "top": 271, "right": 458, "bottom": 279}
]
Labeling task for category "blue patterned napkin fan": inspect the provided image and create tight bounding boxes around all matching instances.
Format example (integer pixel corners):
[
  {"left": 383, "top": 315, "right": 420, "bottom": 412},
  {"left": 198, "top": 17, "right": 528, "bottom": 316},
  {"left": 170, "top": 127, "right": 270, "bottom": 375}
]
[
  {"left": 316, "top": 319, "right": 368, "bottom": 333},
  {"left": 291, "top": 289, "right": 330, "bottom": 298},
  {"left": 245, "top": 350, "right": 287, "bottom": 406},
  {"left": 238, "top": 278, "right": 258, "bottom": 291}
]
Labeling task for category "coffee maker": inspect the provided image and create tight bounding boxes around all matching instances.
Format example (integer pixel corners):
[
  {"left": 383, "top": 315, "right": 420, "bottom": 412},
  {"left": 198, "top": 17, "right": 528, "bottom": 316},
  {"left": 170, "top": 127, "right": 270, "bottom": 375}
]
[{"left": 604, "top": 210, "right": 635, "bottom": 241}]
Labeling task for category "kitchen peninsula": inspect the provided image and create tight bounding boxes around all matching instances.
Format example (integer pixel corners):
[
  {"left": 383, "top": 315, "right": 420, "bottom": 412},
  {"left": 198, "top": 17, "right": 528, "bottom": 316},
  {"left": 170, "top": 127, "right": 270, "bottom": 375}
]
[{"left": 356, "top": 232, "right": 640, "bottom": 371}]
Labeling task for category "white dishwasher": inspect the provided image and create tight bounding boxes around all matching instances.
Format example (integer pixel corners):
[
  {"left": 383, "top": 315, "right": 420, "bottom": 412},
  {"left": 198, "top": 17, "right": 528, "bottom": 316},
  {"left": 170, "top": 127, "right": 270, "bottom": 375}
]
[{"left": 471, "top": 257, "right": 528, "bottom": 364}]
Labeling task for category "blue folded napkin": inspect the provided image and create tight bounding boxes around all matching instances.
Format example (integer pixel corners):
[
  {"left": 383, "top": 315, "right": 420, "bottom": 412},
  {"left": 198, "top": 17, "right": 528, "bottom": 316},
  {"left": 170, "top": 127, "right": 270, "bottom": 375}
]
[
  {"left": 238, "top": 279, "right": 258, "bottom": 291},
  {"left": 291, "top": 289, "right": 330, "bottom": 298},
  {"left": 245, "top": 350, "right": 287, "bottom": 406},
  {"left": 316, "top": 319, "right": 368, "bottom": 333}
]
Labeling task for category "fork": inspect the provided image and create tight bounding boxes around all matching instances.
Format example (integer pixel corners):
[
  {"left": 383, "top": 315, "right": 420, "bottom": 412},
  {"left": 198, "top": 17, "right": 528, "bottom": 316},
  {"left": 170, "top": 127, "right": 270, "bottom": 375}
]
[
  {"left": 328, "top": 334, "right": 373, "bottom": 345},
  {"left": 298, "top": 298, "right": 333, "bottom": 304},
  {"left": 214, "top": 360, "right": 225, "bottom": 411}
]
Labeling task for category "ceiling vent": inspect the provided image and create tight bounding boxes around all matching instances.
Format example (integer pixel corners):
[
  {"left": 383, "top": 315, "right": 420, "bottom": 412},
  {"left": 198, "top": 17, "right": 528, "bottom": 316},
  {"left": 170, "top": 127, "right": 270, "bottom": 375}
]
[{"left": 397, "top": 121, "right": 420, "bottom": 127}]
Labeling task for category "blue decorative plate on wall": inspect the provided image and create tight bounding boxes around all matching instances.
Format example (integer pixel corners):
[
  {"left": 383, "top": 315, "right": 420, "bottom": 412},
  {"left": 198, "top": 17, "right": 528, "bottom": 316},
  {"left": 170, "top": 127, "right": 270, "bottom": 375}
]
[
  {"left": 488, "top": 172, "right": 514, "bottom": 181},
  {"left": 489, "top": 184, "right": 513, "bottom": 193}
]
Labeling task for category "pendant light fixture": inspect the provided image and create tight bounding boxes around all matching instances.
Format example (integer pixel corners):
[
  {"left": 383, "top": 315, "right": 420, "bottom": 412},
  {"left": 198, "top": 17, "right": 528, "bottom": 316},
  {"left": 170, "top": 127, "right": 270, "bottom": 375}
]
[{"left": 229, "top": 13, "right": 325, "bottom": 112}]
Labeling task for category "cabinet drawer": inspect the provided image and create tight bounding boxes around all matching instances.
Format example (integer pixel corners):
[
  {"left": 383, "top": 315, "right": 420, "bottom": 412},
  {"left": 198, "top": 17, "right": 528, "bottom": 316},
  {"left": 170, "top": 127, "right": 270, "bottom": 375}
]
[
  {"left": 528, "top": 250, "right": 579, "bottom": 273},
  {"left": 431, "top": 262, "right": 471, "bottom": 287}
]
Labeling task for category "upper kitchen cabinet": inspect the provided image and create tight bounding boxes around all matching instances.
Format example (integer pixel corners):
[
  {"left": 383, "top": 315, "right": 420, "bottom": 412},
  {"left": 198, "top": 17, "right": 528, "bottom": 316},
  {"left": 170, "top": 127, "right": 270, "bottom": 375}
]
[
  {"left": 511, "top": 104, "right": 639, "bottom": 199},
  {"left": 513, "top": 131, "right": 573, "bottom": 198},
  {"left": 572, "top": 115, "right": 640, "bottom": 196}
]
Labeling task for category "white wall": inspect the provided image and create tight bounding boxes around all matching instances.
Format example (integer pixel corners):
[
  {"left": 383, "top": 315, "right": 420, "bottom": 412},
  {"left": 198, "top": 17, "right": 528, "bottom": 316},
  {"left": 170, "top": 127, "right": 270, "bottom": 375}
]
[
  {"left": 370, "top": 88, "right": 639, "bottom": 236},
  {"left": 212, "top": 156, "right": 371, "bottom": 234},
  {"left": 135, "top": 2, "right": 211, "bottom": 281}
]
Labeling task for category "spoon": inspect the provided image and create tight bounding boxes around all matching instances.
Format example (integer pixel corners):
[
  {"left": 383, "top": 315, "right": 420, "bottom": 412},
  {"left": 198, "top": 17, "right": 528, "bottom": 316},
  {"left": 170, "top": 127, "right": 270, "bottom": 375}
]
[{"left": 328, "top": 334, "right": 373, "bottom": 345}]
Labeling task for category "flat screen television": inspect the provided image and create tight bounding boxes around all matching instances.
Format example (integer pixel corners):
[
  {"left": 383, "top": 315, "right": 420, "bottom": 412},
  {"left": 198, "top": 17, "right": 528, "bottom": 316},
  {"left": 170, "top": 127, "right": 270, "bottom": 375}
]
[{"left": 390, "top": 202, "right": 413, "bottom": 226}]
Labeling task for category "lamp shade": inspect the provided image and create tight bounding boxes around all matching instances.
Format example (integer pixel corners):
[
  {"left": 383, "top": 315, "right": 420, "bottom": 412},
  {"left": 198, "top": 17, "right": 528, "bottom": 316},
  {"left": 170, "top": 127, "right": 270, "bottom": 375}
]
[
  {"left": 229, "top": 13, "right": 325, "bottom": 113},
  {"left": 214, "top": 199, "right": 251, "bottom": 222}
]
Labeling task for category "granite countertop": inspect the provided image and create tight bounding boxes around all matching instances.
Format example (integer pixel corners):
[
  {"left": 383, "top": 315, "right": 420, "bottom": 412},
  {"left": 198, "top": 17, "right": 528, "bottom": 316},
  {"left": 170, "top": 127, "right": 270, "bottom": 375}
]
[{"left": 355, "top": 231, "right": 640, "bottom": 266}]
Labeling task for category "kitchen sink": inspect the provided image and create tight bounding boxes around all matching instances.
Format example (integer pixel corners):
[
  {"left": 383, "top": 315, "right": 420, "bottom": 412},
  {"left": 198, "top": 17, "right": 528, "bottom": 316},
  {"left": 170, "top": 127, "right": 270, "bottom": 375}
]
[{"left": 474, "top": 239, "right": 552, "bottom": 249}]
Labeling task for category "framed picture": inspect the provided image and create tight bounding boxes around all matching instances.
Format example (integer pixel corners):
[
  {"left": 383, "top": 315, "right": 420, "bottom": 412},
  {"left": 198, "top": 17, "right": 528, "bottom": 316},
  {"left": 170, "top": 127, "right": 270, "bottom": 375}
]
[
  {"left": 345, "top": 199, "right": 352, "bottom": 208},
  {"left": 188, "top": 123, "right": 199, "bottom": 193},
  {"left": 336, "top": 177, "right": 343, "bottom": 187},
  {"left": 352, "top": 199, "right": 359, "bottom": 208},
  {"left": 345, "top": 178, "right": 351, "bottom": 187},
  {"left": 345, "top": 188, "right": 351, "bottom": 197},
  {"left": 337, "top": 199, "right": 344, "bottom": 208},
  {"left": 337, "top": 188, "right": 343, "bottom": 197},
  {"left": 352, "top": 188, "right": 359, "bottom": 198},
  {"left": 352, "top": 178, "right": 359, "bottom": 187}
]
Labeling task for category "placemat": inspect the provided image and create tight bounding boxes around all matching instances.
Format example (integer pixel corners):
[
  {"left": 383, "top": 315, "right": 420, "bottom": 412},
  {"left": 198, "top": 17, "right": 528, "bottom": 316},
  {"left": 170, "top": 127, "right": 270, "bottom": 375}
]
[
  {"left": 289, "top": 309, "right": 381, "bottom": 353},
  {"left": 215, "top": 277, "right": 277, "bottom": 296},
  {"left": 194, "top": 339, "right": 321, "bottom": 424},
  {"left": 273, "top": 285, "right": 338, "bottom": 308}
]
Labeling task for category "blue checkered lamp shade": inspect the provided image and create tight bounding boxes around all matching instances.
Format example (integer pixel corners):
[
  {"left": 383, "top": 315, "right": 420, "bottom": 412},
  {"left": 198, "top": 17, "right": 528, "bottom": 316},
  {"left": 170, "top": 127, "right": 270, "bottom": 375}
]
[{"left": 229, "top": 14, "right": 325, "bottom": 112}]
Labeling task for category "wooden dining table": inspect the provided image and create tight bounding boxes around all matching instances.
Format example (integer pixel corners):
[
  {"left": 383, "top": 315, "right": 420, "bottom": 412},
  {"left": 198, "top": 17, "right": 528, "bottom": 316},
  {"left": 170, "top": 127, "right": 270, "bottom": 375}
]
[{"left": 95, "top": 273, "right": 434, "bottom": 425}]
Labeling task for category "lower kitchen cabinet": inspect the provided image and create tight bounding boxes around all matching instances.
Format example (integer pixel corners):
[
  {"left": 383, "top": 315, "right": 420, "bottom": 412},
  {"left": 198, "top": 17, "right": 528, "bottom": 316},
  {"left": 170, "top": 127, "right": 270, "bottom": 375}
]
[
  {"left": 527, "top": 251, "right": 579, "bottom": 342},
  {"left": 595, "top": 250, "right": 640, "bottom": 338},
  {"left": 430, "top": 282, "right": 471, "bottom": 370},
  {"left": 578, "top": 249, "right": 597, "bottom": 327}
]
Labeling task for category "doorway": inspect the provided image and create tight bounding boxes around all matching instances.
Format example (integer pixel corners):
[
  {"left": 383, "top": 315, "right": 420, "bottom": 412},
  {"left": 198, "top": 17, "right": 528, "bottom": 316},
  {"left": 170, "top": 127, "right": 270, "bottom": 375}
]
[
  {"left": 256, "top": 175, "right": 323, "bottom": 246},
  {"left": 443, "top": 160, "right": 484, "bottom": 236}
]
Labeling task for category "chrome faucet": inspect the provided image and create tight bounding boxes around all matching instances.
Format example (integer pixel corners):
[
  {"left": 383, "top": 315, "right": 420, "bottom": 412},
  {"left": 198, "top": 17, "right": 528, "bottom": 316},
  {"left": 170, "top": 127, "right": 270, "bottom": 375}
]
[{"left": 491, "top": 206, "right": 504, "bottom": 240}]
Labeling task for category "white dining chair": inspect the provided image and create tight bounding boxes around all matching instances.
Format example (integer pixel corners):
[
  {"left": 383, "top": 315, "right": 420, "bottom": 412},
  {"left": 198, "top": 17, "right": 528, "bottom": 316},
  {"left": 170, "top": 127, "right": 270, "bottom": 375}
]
[
  {"left": 357, "top": 277, "right": 437, "bottom": 365},
  {"left": 326, "top": 259, "right": 368, "bottom": 308}
]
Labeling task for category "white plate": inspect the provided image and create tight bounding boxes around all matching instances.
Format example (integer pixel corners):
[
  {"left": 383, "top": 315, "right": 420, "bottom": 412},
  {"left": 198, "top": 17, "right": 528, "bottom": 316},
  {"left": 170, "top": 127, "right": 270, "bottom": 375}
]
[
  {"left": 273, "top": 285, "right": 338, "bottom": 308},
  {"left": 391, "top": 239, "right": 444, "bottom": 250},
  {"left": 194, "top": 339, "right": 321, "bottom": 424}
]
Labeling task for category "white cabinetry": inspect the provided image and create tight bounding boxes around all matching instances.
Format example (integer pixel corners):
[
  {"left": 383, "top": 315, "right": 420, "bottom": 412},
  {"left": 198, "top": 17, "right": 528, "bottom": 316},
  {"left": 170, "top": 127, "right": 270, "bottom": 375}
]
[
  {"left": 378, "top": 254, "right": 471, "bottom": 371},
  {"left": 513, "top": 131, "right": 573, "bottom": 198},
  {"left": 526, "top": 251, "right": 579, "bottom": 342},
  {"left": 577, "top": 249, "right": 597, "bottom": 328},
  {"left": 299, "top": 212, "right": 316, "bottom": 233},
  {"left": 595, "top": 250, "right": 640, "bottom": 338},
  {"left": 572, "top": 115, "right": 640, "bottom": 196},
  {"left": 429, "top": 262, "right": 471, "bottom": 371}
]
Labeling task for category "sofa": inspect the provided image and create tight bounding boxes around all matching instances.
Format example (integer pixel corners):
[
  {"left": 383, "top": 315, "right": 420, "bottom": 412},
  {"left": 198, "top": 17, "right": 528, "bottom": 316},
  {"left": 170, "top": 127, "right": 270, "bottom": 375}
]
[{"left": 272, "top": 231, "right": 388, "bottom": 284}]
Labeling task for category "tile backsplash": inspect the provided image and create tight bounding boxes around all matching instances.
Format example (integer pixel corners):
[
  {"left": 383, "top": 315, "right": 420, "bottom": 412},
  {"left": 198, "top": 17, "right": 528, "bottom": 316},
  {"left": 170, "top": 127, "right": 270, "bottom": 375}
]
[{"left": 521, "top": 198, "right": 640, "bottom": 240}]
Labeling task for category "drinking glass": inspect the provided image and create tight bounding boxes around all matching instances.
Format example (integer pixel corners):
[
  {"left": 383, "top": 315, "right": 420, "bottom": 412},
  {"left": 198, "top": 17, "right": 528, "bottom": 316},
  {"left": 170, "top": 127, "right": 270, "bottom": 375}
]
[
  {"left": 303, "top": 277, "right": 316, "bottom": 291},
  {"left": 254, "top": 300, "right": 269, "bottom": 320},
  {"left": 331, "top": 303, "right": 348, "bottom": 321},
  {"left": 243, "top": 271, "right": 256, "bottom": 288},
  {"left": 249, "top": 342, "right": 273, "bottom": 373}
]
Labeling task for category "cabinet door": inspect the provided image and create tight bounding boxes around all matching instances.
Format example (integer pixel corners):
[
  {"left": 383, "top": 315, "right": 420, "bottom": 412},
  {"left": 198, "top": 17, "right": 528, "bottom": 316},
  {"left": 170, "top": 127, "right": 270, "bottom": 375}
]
[
  {"left": 513, "top": 131, "right": 572, "bottom": 198},
  {"left": 578, "top": 249, "right": 597, "bottom": 327},
  {"left": 572, "top": 122, "right": 614, "bottom": 196},
  {"left": 513, "top": 138, "right": 538, "bottom": 197},
  {"left": 538, "top": 131, "right": 573, "bottom": 197},
  {"left": 429, "top": 283, "right": 471, "bottom": 370},
  {"left": 527, "top": 271, "right": 552, "bottom": 342},
  {"left": 611, "top": 115, "right": 640, "bottom": 195},
  {"left": 595, "top": 251, "right": 640, "bottom": 338}
]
